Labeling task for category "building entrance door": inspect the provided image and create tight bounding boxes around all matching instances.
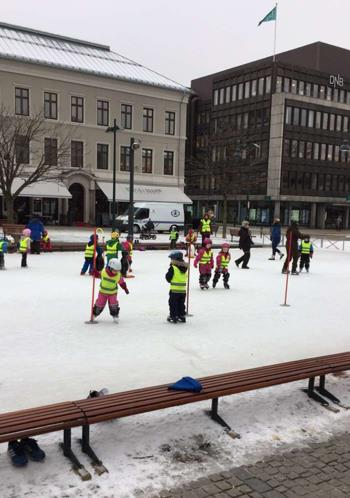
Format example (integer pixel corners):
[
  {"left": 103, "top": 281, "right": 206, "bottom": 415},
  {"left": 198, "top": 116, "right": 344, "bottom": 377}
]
[{"left": 68, "top": 183, "right": 85, "bottom": 224}]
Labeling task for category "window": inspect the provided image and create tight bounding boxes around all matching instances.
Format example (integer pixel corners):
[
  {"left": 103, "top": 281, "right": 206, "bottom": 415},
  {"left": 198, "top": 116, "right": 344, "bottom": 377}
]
[
  {"left": 311, "top": 173, "right": 318, "bottom": 190},
  {"left": 251, "top": 79, "right": 257, "bottom": 96},
  {"left": 165, "top": 111, "right": 175, "bottom": 135},
  {"left": 339, "top": 89, "right": 345, "bottom": 103},
  {"left": 219, "top": 88, "right": 225, "bottom": 104},
  {"left": 71, "top": 141, "right": 84, "bottom": 168},
  {"left": 312, "top": 83, "right": 319, "bottom": 98},
  {"left": 339, "top": 175, "right": 345, "bottom": 191},
  {"left": 298, "top": 81, "right": 305, "bottom": 96},
  {"left": 213, "top": 89, "right": 219, "bottom": 106},
  {"left": 97, "top": 100, "right": 109, "bottom": 126},
  {"left": 291, "top": 140, "right": 298, "bottom": 158},
  {"left": 276, "top": 76, "right": 283, "bottom": 93},
  {"left": 298, "top": 141, "right": 305, "bottom": 158},
  {"left": 44, "top": 138, "right": 57, "bottom": 166},
  {"left": 313, "top": 143, "right": 319, "bottom": 160},
  {"left": 291, "top": 79, "right": 297, "bottom": 94},
  {"left": 333, "top": 88, "right": 339, "bottom": 102},
  {"left": 258, "top": 77, "right": 264, "bottom": 95},
  {"left": 244, "top": 81, "right": 250, "bottom": 99},
  {"left": 292, "top": 107, "right": 300, "bottom": 126},
  {"left": 71, "top": 96, "right": 84, "bottom": 123},
  {"left": 308, "top": 109, "right": 314, "bottom": 128},
  {"left": 164, "top": 150, "right": 174, "bottom": 175},
  {"left": 44, "top": 92, "right": 57, "bottom": 120},
  {"left": 120, "top": 146, "right": 130, "bottom": 171},
  {"left": 15, "top": 135, "right": 30, "bottom": 164},
  {"left": 329, "top": 113, "right": 335, "bottom": 131},
  {"left": 320, "top": 143, "right": 327, "bottom": 161},
  {"left": 326, "top": 87, "right": 332, "bottom": 101},
  {"left": 97, "top": 144, "right": 108, "bottom": 169},
  {"left": 265, "top": 75, "right": 271, "bottom": 93},
  {"left": 336, "top": 114, "right": 342, "bottom": 131},
  {"left": 142, "top": 148, "right": 153, "bottom": 173},
  {"left": 343, "top": 116, "right": 349, "bottom": 132},
  {"left": 325, "top": 174, "right": 331, "bottom": 191},
  {"left": 305, "top": 82, "right": 312, "bottom": 97},
  {"left": 15, "top": 87, "right": 29, "bottom": 116},
  {"left": 121, "top": 104, "right": 132, "bottom": 130},
  {"left": 238, "top": 83, "right": 244, "bottom": 100},
  {"left": 284, "top": 77, "right": 290, "bottom": 93},
  {"left": 306, "top": 142, "right": 313, "bottom": 159},
  {"left": 322, "top": 112, "right": 329, "bottom": 130},
  {"left": 143, "top": 108, "right": 154, "bottom": 132},
  {"left": 243, "top": 112, "right": 249, "bottom": 128},
  {"left": 284, "top": 139, "right": 290, "bottom": 157},
  {"left": 327, "top": 144, "right": 333, "bottom": 161},
  {"left": 319, "top": 174, "right": 324, "bottom": 191},
  {"left": 334, "top": 145, "right": 340, "bottom": 162},
  {"left": 231, "top": 85, "right": 237, "bottom": 101},
  {"left": 304, "top": 172, "right": 311, "bottom": 189},
  {"left": 236, "top": 113, "right": 242, "bottom": 129},
  {"left": 285, "top": 106, "right": 292, "bottom": 125},
  {"left": 300, "top": 109, "right": 307, "bottom": 127},
  {"left": 315, "top": 111, "right": 322, "bottom": 129},
  {"left": 225, "top": 86, "right": 231, "bottom": 103},
  {"left": 319, "top": 85, "right": 325, "bottom": 99}
]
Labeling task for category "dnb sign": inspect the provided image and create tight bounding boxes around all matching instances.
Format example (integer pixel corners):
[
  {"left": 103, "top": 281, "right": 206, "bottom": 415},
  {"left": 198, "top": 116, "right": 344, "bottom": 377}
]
[{"left": 329, "top": 74, "right": 344, "bottom": 88}]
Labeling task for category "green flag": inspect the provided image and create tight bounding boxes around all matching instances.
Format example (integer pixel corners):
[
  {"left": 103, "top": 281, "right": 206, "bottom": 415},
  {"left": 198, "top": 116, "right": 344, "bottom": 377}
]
[{"left": 258, "top": 5, "right": 277, "bottom": 26}]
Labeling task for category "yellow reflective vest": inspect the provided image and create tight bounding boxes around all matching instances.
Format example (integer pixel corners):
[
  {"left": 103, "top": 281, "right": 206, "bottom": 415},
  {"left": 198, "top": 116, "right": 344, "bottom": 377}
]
[
  {"left": 0, "top": 240, "right": 5, "bottom": 252},
  {"left": 200, "top": 249, "right": 213, "bottom": 264},
  {"left": 85, "top": 243, "right": 94, "bottom": 259},
  {"left": 200, "top": 218, "right": 211, "bottom": 233},
  {"left": 99, "top": 268, "right": 121, "bottom": 295},
  {"left": 42, "top": 234, "right": 49, "bottom": 243},
  {"left": 301, "top": 241, "right": 312, "bottom": 254},
  {"left": 220, "top": 255, "right": 230, "bottom": 269},
  {"left": 169, "top": 230, "right": 178, "bottom": 240},
  {"left": 170, "top": 265, "right": 188, "bottom": 293},
  {"left": 19, "top": 237, "right": 30, "bottom": 253},
  {"left": 106, "top": 240, "right": 119, "bottom": 256}
]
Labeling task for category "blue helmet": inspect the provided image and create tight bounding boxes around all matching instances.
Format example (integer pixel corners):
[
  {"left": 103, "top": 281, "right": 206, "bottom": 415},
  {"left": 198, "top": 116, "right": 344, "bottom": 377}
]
[{"left": 169, "top": 251, "right": 183, "bottom": 261}]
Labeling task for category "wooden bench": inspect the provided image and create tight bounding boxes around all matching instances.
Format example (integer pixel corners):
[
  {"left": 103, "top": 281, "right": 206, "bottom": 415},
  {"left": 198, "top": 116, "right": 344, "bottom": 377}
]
[
  {"left": 0, "top": 352, "right": 349, "bottom": 479},
  {"left": 1, "top": 223, "right": 24, "bottom": 242}
]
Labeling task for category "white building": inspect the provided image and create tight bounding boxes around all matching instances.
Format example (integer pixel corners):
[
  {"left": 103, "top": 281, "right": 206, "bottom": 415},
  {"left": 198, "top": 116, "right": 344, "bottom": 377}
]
[{"left": 0, "top": 22, "right": 191, "bottom": 224}]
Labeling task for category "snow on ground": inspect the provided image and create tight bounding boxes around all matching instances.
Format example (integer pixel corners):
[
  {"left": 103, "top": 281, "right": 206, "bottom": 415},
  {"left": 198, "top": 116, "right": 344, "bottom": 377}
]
[{"left": 0, "top": 246, "right": 350, "bottom": 497}]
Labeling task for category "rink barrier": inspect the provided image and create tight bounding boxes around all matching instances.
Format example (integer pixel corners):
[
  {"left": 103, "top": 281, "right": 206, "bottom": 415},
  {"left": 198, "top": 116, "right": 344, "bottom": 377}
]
[{"left": 0, "top": 351, "right": 350, "bottom": 479}]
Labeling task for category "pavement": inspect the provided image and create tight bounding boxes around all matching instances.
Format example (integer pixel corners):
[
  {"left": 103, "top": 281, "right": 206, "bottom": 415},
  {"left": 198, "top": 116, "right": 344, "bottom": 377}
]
[{"left": 152, "top": 433, "right": 350, "bottom": 498}]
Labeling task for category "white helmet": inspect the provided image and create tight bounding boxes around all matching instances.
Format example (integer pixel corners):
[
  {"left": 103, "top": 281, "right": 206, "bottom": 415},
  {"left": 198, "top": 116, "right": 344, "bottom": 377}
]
[{"left": 108, "top": 258, "right": 121, "bottom": 271}]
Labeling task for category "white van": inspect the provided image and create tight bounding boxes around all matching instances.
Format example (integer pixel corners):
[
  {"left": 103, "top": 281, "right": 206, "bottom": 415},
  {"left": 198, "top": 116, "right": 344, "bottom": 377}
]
[{"left": 116, "top": 202, "right": 185, "bottom": 233}]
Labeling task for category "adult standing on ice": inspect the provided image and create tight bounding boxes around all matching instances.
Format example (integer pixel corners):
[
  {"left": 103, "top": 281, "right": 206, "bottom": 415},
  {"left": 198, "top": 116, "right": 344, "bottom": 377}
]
[
  {"left": 234, "top": 221, "right": 253, "bottom": 269},
  {"left": 199, "top": 213, "right": 212, "bottom": 246},
  {"left": 26, "top": 218, "right": 44, "bottom": 255},
  {"left": 194, "top": 238, "right": 214, "bottom": 289},
  {"left": 282, "top": 221, "right": 305, "bottom": 275},
  {"left": 269, "top": 218, "right": 284, "bottom": 260},
  {"left": 165, "top": 251, "right": 188, "bottom": 323}
]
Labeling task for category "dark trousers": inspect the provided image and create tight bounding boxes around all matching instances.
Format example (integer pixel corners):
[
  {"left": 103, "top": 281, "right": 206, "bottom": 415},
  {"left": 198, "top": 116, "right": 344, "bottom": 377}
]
[
  {"left": 168, "top": 291, "right": 186, "bottom": 319},
  {"left": 199, "top": 272, "right": 211, "bottom": 286},
  {"left": 170, "top": 240, "right": 177, "bottom": 249},
  {"left": 282, "top": 247, "right": 299, "bottom": 273},
  {"left": 31, "top": 240, "right": 41, "bottom": 254},
  {"left": 235, "top": 251, "right": 250, "bottom": 268},
  {"left": 0, "top": 253, "right": 4, "bottom": 269},
  {"left": 213, "top": 270, "right": 230, "bottom": 286},
  {"left": 21, "top": 252, "right": 27, "bottom": 267},
  {"left": 81, "top": 258, "right": 93, "bottom": 274},
  {"left": 299, "top": 254, "right": 311, "bottom": 271},
  {"left": 272, "top": 240, "right": 281, "bottom": 256}
]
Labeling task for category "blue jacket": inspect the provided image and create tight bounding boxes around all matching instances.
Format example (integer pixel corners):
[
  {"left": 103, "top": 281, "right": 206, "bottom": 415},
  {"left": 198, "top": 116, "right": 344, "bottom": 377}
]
[
  {"left": 270, "top": 223, "right": 281, "bottom": 241},
  {"left": 26, "top": 218, "right": 44, "bottom": 241},
  {"left": 0, "top": 240, "right": 8, "bottom": 253}
]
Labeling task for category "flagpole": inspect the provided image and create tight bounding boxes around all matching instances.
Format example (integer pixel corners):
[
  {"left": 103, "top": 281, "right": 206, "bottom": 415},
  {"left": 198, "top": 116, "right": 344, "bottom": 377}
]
[{"left": 273, "top": 2, "right": 278, "bottom": 62}]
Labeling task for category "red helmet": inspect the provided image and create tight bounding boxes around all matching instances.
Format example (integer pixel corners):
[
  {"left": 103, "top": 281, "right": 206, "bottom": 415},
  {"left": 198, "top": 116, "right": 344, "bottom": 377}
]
[
  {"left": 221, "top": 243, "right": 230, "bottom": 249},
  {"left": 204, "top": 238, "right": 212, "bottom": 245}
]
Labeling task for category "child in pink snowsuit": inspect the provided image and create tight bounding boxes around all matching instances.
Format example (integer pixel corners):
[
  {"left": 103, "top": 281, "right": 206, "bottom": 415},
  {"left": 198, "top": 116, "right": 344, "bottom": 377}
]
[
  {"left": 93, "top": 258, "right": 129, "bottom": 321},
  {"left": 194, "top": 238, "right": 213, "bottom": 289},
  {"left": 213, "top": 243, "right": 231, "bottom": 289}
]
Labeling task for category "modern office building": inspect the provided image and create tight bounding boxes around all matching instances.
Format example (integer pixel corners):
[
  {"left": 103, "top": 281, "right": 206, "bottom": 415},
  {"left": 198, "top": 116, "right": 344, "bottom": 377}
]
[
  {"left": 0, "top": 22, "right": 190, "bottom": 225},
  {"left": 186, "top": 42, "right": 350, "bottom": 228}
]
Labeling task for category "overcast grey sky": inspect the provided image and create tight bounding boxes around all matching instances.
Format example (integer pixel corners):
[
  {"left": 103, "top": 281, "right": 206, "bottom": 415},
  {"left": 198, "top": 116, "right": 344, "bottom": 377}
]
[{"left": 2, "top": 0, "right": 350, "bottom": 86}]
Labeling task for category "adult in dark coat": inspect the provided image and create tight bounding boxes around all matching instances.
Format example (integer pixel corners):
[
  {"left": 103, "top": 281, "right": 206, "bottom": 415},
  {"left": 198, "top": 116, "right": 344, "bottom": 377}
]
[
  {"left": 234, "top": 220, "right": 253, "bottom": 269},
  {"left": 199, "top": 213, "right": 212, "bottom": 246},
  {"left": 269, "top": 218, "right": 284, "bottom": 260},
  {"left": 26, "top": 218, "right": 44, "bottom": 254},
  {"left": 281, "top": 221, "right": 305, "bottom": 275}
]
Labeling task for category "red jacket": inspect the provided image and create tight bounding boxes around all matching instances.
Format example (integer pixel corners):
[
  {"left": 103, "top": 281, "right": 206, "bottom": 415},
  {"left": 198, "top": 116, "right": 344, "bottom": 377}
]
[
  {"left": 194, "top": 248, "right": 214, "bottom": 272},
  {"left": 215, "top": 252, "right": 231, "bottom": 272}
]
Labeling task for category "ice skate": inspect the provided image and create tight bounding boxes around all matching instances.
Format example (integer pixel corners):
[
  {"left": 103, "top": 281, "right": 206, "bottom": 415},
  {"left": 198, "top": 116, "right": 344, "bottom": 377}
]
[
  {"left": 224, "top": 283, "right": 230, "bottom": 289},
  {"left": 178, "top": 316, "right": 186, "bottom": 323},
  {"left": 212, "top": 280, "right": 217, "bottom": 288},
  {"left": 205, "top": 283, "right": 209, "bottom": 289},
  {"left": 291, "top": 270, "right": 299, "bottom": 275},
  {"left": 268, "top": 256, "right": 275, "bottom": 260},
  {"left": 167, "top": 316, "right": 178, "bottom": 323},
  {"left": 113, "top": 316, "right": 119, "bottom": 323},
  {"left": 279, "top": 253, "right": 284, "bottom": 259},
  {"left": 282, "top": 269, "right": 290, "bottom": 274}
]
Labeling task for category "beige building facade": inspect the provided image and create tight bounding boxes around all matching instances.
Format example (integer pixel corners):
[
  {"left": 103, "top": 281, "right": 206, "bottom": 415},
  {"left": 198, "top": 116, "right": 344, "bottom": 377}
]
[{"left": 0, "top": 23, "right": 190, "bottom": 225}]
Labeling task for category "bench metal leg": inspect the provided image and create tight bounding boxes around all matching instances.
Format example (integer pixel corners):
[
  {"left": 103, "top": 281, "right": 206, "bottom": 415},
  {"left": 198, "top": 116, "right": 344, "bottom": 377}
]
[
  {"left": 208, "top": 398, "right": 240, "bottom": 439},
  {"left": 80, "top": 425, "right": 108, "bottom": 475},
  {"left": 302, "top": 377, "right": 339, "bottom": 412},
  {"left": 316, "top": 375, "right": 342, "bottom": 406},
  {"left": 60, "top": 429, "right": 92, "bottom": 480}
]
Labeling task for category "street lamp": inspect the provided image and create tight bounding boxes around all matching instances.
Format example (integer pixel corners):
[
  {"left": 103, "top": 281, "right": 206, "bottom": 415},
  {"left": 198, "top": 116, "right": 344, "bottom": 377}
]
[
  {"left": 106, "top": 119, "right": 121, "bottom": 231},
  {"left": 127, "top": 137, "right": 141, "bottom": 238}
]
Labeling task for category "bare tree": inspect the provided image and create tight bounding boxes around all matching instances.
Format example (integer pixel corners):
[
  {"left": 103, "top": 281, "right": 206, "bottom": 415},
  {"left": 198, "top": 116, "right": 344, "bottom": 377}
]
[{"left": 0, "top": 107, "right": 71, "bottom": 222}]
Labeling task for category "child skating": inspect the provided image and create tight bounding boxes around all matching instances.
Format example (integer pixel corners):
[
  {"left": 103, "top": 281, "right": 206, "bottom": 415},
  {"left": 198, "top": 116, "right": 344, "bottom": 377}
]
[
  {"left": 169, "top": 226, "right": 179, "bottom": 249},
  {"left": 299, "top": 235, "right": 314, "bottom": 273},
  {"left": 41, "top": 230, "right": 52, "bottom": 252},
  {"left": 19, "top": 229, "right": 31, "bottom": 268},
  {"left": 81, "top": 234, "right": 100, "bottom": 275},
  {"left": 0, "top": 236, "right": 8, "bottom": 270},
  {"left": 212, "top": 243, "right": 231, "bottom": 289},
  {"left": 193, "top": 238, "right": 213, "bottom": 289},
  {"left": 93, "top": 258, "right": 129, "bottom": 322},
  {"left": 165, "top": 251, "right": 188, "bottom": 323},
  {"left": 105, "top": 231, "right": 122, "bottom": 263}
]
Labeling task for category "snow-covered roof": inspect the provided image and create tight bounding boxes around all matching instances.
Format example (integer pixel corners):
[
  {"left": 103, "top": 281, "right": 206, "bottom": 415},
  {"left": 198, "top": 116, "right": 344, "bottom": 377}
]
[{"left": 0, "top": 22, "right": 190, "bottom": 93}]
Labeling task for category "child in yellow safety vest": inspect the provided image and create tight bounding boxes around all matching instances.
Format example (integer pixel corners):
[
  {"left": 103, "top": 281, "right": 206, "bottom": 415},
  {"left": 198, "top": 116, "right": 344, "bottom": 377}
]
[
  {"left": 193, "top": 238, "right": 214, "bottom": 290},
  {"left": 93, "top": 258, "right": 129, "bottom": 322},
  {"left": 19, "top": 229, "right": 31, "bottom": 268},
  {"left": 169, "top": 226, "right": 179, "bottom": 249},
  {"left": 81, "top": 234, "right": 102, "bottom": 275},
  {"left": 213, "top": 243, "right": 231, "bottom": 289},
  {"left": 105, "top": 231, "right": 122, "bottom": 263},
  {"left": 165, "top": 251, "right": 189, "bottom": 323},
  {"left": 298, "top": 235, "right": 314, "bottom": 273},
  {"left": 41, "top": 230, "right": 52, "bottom": 252}
]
